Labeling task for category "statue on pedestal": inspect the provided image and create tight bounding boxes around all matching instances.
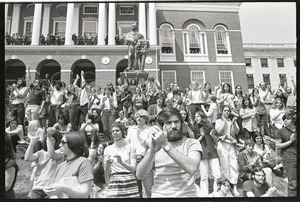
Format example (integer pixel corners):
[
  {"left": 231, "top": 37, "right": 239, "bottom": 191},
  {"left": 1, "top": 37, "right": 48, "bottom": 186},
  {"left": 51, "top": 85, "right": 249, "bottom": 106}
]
[{"left": 124, "top": 23, "right": 149, "bottom": 71}]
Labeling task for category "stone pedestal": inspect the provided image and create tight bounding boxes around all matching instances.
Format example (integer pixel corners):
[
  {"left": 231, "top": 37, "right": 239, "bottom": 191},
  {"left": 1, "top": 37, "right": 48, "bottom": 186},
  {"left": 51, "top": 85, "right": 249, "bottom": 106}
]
[{"left": 120, "top": 70, "right": 149, "bottom": 85}]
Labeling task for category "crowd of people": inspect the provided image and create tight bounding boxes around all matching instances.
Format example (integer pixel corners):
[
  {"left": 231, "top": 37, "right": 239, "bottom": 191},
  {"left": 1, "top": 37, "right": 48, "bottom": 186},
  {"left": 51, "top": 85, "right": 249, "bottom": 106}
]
[
  {"left": 5, "top": 65, "right": 297, "bottom": 198},
  {"left": 6, "top": 32, "right": 126, "bottom": 46}
]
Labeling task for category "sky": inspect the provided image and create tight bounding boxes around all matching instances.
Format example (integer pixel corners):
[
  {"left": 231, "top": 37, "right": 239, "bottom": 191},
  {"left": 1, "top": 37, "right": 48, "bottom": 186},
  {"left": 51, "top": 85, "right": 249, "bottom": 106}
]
[{"left": 239, "top": 2, "right": 296, "bottom": 44}]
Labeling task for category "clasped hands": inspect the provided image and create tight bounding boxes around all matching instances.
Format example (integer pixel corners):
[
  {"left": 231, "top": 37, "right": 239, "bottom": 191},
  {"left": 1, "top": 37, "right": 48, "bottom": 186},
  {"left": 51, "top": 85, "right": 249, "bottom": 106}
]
[{"left": 148, "top": 125, "right": 169, "bottom": 153}]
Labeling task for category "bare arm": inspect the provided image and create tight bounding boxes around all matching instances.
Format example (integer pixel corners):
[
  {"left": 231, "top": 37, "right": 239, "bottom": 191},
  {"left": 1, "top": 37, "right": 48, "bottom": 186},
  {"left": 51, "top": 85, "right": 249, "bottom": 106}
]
[
  {"left": 5, "top": 167, "right": 16, "bottom": 192},
  {"left": 46, "top": 128, "right": 62, "bottom": 160},
  {"left": 24, "top": 137, "right": 40, "bottom": 162}
]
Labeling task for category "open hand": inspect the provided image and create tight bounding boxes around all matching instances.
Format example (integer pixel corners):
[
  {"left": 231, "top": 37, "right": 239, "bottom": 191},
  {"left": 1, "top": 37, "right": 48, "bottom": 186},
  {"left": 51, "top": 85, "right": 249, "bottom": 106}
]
[{"left": 150, "top": 125, "right": 167, "bottom": 148}]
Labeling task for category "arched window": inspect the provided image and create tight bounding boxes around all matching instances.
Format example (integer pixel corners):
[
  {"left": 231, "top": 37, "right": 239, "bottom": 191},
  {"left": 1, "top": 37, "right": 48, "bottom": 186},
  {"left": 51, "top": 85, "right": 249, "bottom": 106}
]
[
  {"left": 159, "top": 23, "right": 175, "bottom": 54},
  {"left": 183, "top": 24, "right": 207, "bottom": 55},
  {"left": 214, "top": 25, "right": 230, "bottom": 55}
]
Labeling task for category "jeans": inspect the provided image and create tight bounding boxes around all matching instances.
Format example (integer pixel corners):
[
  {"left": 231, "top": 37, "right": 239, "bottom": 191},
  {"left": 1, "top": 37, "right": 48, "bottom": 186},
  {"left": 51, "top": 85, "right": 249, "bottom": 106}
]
[
  {"left": 48, "top": 105, "right": 61, "bottom": 127},
  {"left": 11, "top": 103, "right": 25, "bottom": 126},
  {"left": 25, "top": 104, "right": 41, "bottom": 121},
  {"left": 101, "top": 110, "right": 116, "bottom": 141},
  {"left": 75, "top": 104, "right": 88, "bottom": 130},
  {"left": 199, "top": 158, "right": 221, "bottom": 197},
  {"left": 81, "top": 128, "right": 99, "bottom": 148},
  {"left": 283, "top": 159, "right": 297, "bottom": 196},
  {"left": 64, "top": 105, "right": 76, "bottom": 131}
]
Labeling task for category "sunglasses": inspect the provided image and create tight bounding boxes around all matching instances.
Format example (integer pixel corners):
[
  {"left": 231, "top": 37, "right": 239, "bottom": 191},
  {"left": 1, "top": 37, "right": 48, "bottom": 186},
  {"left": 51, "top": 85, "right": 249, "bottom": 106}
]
[{"left": 61, "top": 140, "right": 68, "bottom": 145}]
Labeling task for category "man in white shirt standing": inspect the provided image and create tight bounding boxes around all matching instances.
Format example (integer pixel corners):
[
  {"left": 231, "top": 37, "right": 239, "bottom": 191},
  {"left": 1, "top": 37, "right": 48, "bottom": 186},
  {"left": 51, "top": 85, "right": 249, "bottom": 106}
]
[
  {"left": 188, "top": 81, "right": 204, "bottom": 120},
  {"left": 258, "top": 82, "right": 273, "bottom": 136},
  {"left": 125, "top": 109, "right": 153, "bottom": 198},
  {"left": 48, "top": 81, "right": 64, "bottom": 127}
]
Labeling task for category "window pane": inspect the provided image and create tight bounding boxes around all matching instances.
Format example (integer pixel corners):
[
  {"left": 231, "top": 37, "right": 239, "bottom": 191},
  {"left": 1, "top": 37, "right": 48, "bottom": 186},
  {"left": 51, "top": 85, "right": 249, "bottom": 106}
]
[
  {"left": 191, "top": 72, "right": 204, "bottom": 86},
  {"left": 160, "top": 25, "right": 174, "bottom": 54},
  {"left": 220, "top": 71, "right": 232, "bottom": 85},
  {"left": 245, "top": 58, "right": 251, "bottom": 67},
  {"left": 263, "top": 74, "right": 270, "bottom": 87},
  {"left": 25, "top": 21, "right": 33, "bottom": 36},
  {"left": 189, "top": 25, "right": 200, "bottom": 54},
  {"left": 55, "top": 21, "right": 66, "bottom": 36},
  {"left": 215, "top": 26, "right": 228, "bottom": 54},
  {"left": 247, "top": 74, "right": 254, "bottom": 89},
  {"left": 84, "top": 6, "right": 98, "bottom": 14},
  {"left": 279, "top": 74, "right": 286, "bottom": 88},
  {"left": 120, "top": 6, "right": 134, "bottom": 15},
  {"left": 261, "top": 58, "right": 268, "bottom": 67},
  {"left": 83, "top": 21, "right": 97, "bottom": 35},
  {"left": 162, "top": 72, "right": 176, "bottom": 90},
  {"left": 277, "top": 58, "right": 284, "bottom": 67}
]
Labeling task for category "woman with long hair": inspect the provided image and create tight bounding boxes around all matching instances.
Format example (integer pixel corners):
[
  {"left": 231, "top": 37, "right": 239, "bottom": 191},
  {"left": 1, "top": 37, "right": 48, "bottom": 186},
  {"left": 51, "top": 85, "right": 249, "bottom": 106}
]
[
  {"left": 132, "top": 86, "right": 146, "bottom": 112},
  {"left": 215, "top": 105, "right": 240, "bottom": 196},
  {"left": 269, "top": 98, "right": 286, "bottom": 138},
  {"left": 104, "top": 123, "right": 139, "bottom": 198},
  {"left": 24, "top": 129, "right": 63, "bottom": 199},
  {"left": 239, "top": 97, "right": 257, "bottom": 141},
  {"left": 5, "top": 133, "right": 19, "bottom": 199},
  {"left": 179, "top": 109, "right": 194, "bottom": 138},
  {"left": 217, "top": 83, "right": 238, "bottom": 117},
  {"left": 43, "top": 131, "right": 93, "bottom": 198},
  {"left": 193, "top": 111, "right": 220, "bottom": 196}
]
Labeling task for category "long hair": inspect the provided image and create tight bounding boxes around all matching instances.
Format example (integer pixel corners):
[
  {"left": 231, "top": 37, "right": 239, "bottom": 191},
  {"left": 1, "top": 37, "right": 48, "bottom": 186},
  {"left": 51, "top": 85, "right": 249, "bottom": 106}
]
[
  {"left": 241, "top": 97, "right": 253, "bottom": 109},
  {"left": 43, "top": 130, "right": 62, "bottom": 151},
  {"left": 272, "top": 97, "right": 285, "bottom": 110},
  {"left": 235, "top": 85, "right": 244, "bottom": 96},
  {"left": 17, "top": 78, "right": 26, "bottom": 87},
  {"left": 221, "top": 83, "right": 233, "bottom": 94},
  {"left": 58, "top": 114, "right": 69, "bottom": 125},
  {"left": 204, "top": 82, "right": 212, "bottom": 93},
  {"left": 5, "top": 133, "right": 15, "bottom": 160},
  {"left": 252, "top": 132, "right": 265, "bottom": 151},
  {"left": 65, "top": 132, "right": 89, "bottom": 158}
]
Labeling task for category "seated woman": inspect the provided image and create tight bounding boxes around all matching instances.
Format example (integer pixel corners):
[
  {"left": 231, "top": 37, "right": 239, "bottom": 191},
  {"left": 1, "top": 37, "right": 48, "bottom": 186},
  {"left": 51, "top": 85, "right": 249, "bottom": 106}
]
[
  {"left": 43, "top": 131, "right": 94, "bottom": 198},
  {"left": 24, "top": 128, "right": 63, "bottom": 199},
  {"left": 52, "top": 114, "right": 72, "bottom": 134},
  {"left": 238, "top": 139, "right": 273, "bottom": 186},
  {"left": 208, "top": 177, "right": 234, "bottom": 197},
  {"left": 80, "top": 113, "right": 99, "bottom": 149},
  {"left": 104, "top": 123, "right": 139, "bottom": 198},
  {"left": 5, "top": 117, "right": 25, "bottom": 152},
  {"left": 88, "top": 143, "right": 108, "bottom": 188},
  {"left": 5, "top": 133, "right": 19, "bottom": 199}
]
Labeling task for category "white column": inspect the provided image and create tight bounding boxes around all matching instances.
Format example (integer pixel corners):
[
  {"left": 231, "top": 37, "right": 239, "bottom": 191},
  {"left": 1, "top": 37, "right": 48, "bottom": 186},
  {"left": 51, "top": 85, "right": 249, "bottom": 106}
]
[
  {"left": 31, "top": 3, "right": 42, "bottom": 45},
  {"left": 108, "top": 3, "right": 116, "bottom": 45},
  {"left": 11, "top": 4, "right": 21, "bottom": 35},
  {"left": 65, "top": 3, "right": 74, "bottom": 45},
  {"left": 149, "top": 3, "right": 157, "bottom": 45},
  {"left": 98, "top": 3, "right": 107, "bottom": 45},
  {"left": 138, "top": 3, "right": 146, "bottom": 38},
  {"left": 41, "top": 4, "right": 51, "bottom": 36},
  {"left": 5, "top": 4, "right": 9, "bottom": 34},
  {"left": 72, "top": 3, "right": 80, "bottom": 35}
]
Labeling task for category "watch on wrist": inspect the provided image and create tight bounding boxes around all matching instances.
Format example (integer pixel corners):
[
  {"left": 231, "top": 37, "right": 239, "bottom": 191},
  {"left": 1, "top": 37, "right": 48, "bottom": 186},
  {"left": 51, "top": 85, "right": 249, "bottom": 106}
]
[{"left": 163, "top": 145, "right": 171, "bottom": 153}]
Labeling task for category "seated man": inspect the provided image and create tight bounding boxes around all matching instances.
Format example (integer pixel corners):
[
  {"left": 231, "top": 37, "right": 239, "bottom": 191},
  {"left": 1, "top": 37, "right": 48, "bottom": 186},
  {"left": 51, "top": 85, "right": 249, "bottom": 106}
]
[
  {"left": 136, "top": 107, "right": 202, "bottom": 197},
  {"left": 238, "top": 139, "right": 273, "bottom": 185},
  {"left": 243, "top": 167, "right": 277, "bottom": 197}
]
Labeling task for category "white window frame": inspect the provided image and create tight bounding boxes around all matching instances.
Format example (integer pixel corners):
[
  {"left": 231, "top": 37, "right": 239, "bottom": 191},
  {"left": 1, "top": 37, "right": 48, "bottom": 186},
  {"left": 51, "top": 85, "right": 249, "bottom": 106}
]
[
  {"left": 190, "top": 71, "right": 206, "bottom": 86},
  {"left": 82, "top": 21, "right": 98, "bottom": 36},
  {"left": 23, "top": 20, "right": 33, "bottom": 36},
  {"left": 83, "top": 5, "right": 98, "bottom": 15},
  {"left": 219, "top": 71, "right": 234, "bottom": 92},
  {"left": 214, "top": 25, "right": 232, "bottom": 62},
  {"left": 161, "top": 70, "right": 177, "bottom": 91},
  {"left": 182, "top": 24, "right": 209, "bottom": 62},
  {"left": 119, "top": 6, "right": 134, "bottom": 15},
  {"left": 277, "top": 58, "right": 285, "bottom": 68},
  {"left": 53, "top": 21, "right": 66, "bottom": 36},
  {"left": 159, "top": 23, "right": 176, "bottom": 61}
]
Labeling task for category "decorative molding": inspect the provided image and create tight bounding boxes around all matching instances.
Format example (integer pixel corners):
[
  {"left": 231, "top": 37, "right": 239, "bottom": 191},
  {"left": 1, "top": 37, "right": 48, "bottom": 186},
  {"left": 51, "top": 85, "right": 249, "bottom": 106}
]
[
  {"left": 156, "top": 3, "right": 241, "bottom": 12},
  {"left": 11, "top": 55, "right": 17, "bottom": 59},
  {"left": 56, "top": 4, "right": 67, "bottom": 12},
  {"left": 96, "top": 69, "right": 115, "bottom": 72},
  {"left": 46, "top": 55, "right": 52, "bottom": 59},
  {"left": 81, "top": 55, "right": 87, "bottom": 59},
  {"left": 61, "top": 70, "right": 71, "bottom": 72},
  {"left": 53, "top": 16, "right": 66, "bottom": 21},
  {"left": 23, "top": 16, "right": 34, "bottom": 20},
  {"left": 101, "top": 56, "right": 110, "bottom": 64},
  {"left": 82, "top": 17, "right": 98, "bottom": 21},
  {"left": 145, "top": 56, "right": 153, "bottom": 64},
  {"left": 27, "top": 3, "right": 34, "bottom": 11},
  {"left": 159, "top": 62, "right": 245, "bottom": 66}
]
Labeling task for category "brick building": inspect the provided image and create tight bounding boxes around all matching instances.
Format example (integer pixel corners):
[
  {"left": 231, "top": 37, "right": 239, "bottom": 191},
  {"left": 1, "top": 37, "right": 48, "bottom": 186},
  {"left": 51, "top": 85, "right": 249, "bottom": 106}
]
[{"left": 5, "top": 2, "right": 248, "bottom": 91}]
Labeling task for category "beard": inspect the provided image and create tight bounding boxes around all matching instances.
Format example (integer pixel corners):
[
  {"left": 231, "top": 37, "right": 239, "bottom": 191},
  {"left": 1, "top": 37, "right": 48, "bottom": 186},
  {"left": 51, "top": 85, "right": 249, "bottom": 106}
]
[
  {"left": 167, "top": 128, "right": 183, "bottom": 142},
  {"left": 254, "top": 177, "right": 264, "bottom": 185}
]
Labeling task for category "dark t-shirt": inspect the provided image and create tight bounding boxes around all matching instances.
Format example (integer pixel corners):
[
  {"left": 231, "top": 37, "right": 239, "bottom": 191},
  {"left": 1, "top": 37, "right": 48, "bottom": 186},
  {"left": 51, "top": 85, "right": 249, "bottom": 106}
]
[
  {"left": 27, "top": 86, "right": 46, "bottom": 105},
  {"left": 275, "top": 126, "right": 297, "bottom": 161},
  {"left": 243, "top": 180, "right": 269, "bottom": 197}
]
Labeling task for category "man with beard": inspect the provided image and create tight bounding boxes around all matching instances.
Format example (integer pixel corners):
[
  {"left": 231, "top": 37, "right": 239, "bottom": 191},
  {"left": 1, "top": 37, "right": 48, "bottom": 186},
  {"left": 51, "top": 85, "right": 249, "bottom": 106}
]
[
  {"left": 136, "top": 107, "right": 202, "bottom": 197},
  {"left": 243, "top": 167, "right": 277, "bottom": 197}
]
